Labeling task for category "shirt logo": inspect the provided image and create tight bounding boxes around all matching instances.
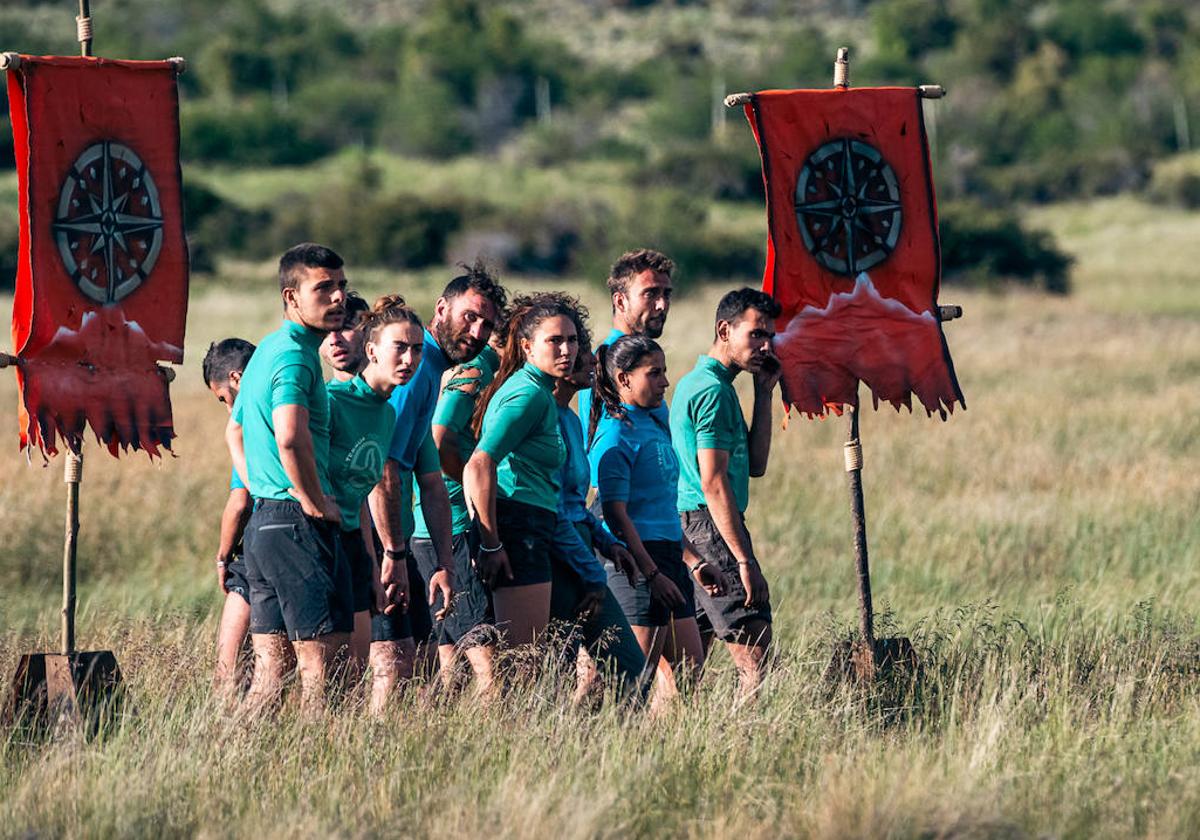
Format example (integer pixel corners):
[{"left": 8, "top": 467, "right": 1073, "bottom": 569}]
[{"left": 345, "top": 438, "right": 385, "bottom": 492}]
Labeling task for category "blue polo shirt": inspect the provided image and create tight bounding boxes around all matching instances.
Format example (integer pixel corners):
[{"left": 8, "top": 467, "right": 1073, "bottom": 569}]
[
  {"left": 578, "top": 327, "right": 670, "bottom": 446},
  {"left": 387, "top": 328, "right": 451, "bottom": 472},
  {"left": 589, "top": 403, "right": 682, "bottom": 543}
]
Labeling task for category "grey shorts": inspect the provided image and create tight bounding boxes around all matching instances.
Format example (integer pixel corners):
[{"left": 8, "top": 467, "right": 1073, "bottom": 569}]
[
  {"left": 606, "top": 540, "right": 695, "bottom": 627},
  {"left": 681, "top": 507, "right": 772, "bottom": 643},
  {"left": 341, "top": 528, "right": 376, "bottom": 614},
  {"left": 412, "top": 534, "right": 496, "bottom": 648},
  {"left": 244, "top": 500, "right": 354, "bottom": 640},
  {"left": 225, "top": 552, "right": 250, "bottom": 605}
]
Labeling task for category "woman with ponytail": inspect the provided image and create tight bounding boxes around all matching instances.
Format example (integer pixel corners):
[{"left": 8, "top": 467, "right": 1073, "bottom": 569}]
[
  {"left": 588, "top": 335, "right": 727, "bottom": 707},
  {"left": 326, "top": 294, "right": 425, "bottom": 714},
  {"left": 463, "top": 295, "right": 578, "bottom": 649}
]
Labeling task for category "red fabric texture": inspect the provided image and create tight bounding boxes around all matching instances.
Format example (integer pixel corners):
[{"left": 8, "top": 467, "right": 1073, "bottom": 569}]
[
  {"left": 6, "top": 55, "right": 188, "bottom": 456},
  {"left": 747, "top": 87, "right": 963, "bottom": 418}
]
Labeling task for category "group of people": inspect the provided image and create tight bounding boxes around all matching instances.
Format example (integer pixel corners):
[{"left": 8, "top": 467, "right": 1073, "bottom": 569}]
[{"left": 202, "top": 242, "right": 783, "bottom": 716}]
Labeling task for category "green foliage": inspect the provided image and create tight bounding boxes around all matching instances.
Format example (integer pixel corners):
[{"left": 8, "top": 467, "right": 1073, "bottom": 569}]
[
  {"left": 1146, "top": 151, "right": 1200, "bottom": 209},
  {"left": 939, "top": 199, "right": 1073, "bottom": 293}
]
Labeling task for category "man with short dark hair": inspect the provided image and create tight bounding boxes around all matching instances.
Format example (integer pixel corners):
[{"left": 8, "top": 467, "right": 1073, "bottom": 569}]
[
  {"left": 671, "top": 287, "right": 782, "bottom": 697},
  {"left": 203, "top": 337, "right": 259, "bottom": 700},
  {"left": 370, "top": 260, "right": 507, "bottom": 692},
  {"left": 227, "top": 242, "right": 351, "bottom": 716},
  {"left": 578, "top": 249, "right": 675, "bottom": 444}
]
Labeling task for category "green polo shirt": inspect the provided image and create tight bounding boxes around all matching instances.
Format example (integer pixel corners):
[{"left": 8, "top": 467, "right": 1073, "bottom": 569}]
[
  {"left": 231, "top": 319, "right": 331, "bottom": 501},
  {"left": 326, "top": 375, "right": 397, "bottom": 530},
  {"left": 413, "top": 346, "right": 498, "bottom": 539},
  {"left": 671, "top": 354, "right": 751, "bottom": 513},
  {"left": 476, "top": 361, "right": 565, "bottom": 512}
]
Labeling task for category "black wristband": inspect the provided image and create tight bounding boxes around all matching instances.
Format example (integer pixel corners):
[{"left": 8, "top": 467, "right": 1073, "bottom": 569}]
[{"left": 383, "top": 547, "right": 405, "bottom": 559}]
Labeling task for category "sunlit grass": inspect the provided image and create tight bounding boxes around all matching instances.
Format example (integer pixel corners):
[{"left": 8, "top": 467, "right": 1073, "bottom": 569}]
[{"left": 2, "top": 195, "right": 1200, "bottom": 836}]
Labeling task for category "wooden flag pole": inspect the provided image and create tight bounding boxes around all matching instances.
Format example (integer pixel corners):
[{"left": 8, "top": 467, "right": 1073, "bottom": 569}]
[
  {"left": 4, "top": 1, "right": 124, "bottom": 731},
  {"left": 721, "top": 49, "right": 958, "bottom": 680},
  {"left": 61, "top": 452, "right": 82, "bottom": 655}
]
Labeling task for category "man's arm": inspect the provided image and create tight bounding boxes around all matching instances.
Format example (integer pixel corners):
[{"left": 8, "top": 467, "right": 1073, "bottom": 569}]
[
  {"left": 273, "top": 404, "right": 338, "bottom": 522},
  {"left": 747, "top": 363, "right": 782, "bottom": 478},
  {"left": 431, "top": 425, "right": 465, "bottom": 482},
  {"left": 215, "top": 487, "right": 252, "bottom": 593},
  {"left": 698, "top": 448, "right": 768, "bottom": 607},
  {"left": 216, "top": 488, "right": 252, "bottom": 563},
  {"left": 225, "top": 418, "right": 249, "bottom": 489}
]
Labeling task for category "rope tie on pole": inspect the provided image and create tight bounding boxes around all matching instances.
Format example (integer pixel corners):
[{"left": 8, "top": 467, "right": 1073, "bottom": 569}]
[
  {"left": 75, "top": 15, "right": 93, "bottom": 46},
  {"left": 843, "top": 440, "right": 864, "bottom": 473},
  {"left": 64, "top": 452, "right": 83, "bottom": 484}
]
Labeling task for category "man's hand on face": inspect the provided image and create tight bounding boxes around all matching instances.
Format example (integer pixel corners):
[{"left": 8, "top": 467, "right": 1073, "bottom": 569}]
[{"left": 752, "top": 353, "right": 783, "bottom": 392}]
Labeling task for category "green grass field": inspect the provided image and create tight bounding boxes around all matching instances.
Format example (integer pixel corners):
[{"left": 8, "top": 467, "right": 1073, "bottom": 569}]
[{"left": 2, "top": 195, "right": 1200, "bottom": 838}]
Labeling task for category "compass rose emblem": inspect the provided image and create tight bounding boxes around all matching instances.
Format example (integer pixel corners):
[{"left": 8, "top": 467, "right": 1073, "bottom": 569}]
[
  {"left": 794, "top": 138, "right": 903, "bottom": 276},
  {"left": 53, "top": 140, "right": 164, "bottom": 304}
]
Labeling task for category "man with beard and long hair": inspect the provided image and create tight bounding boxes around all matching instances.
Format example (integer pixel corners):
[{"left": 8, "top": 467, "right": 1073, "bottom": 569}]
[
  {"left": 577, "top": 249, "right": 675, "bottom": 446},
  {"left": 369, "top": 261, "right": 506, "bottom": 687},
  {"left": 226, "top": 243, "right": 350, "bottom": 717}
]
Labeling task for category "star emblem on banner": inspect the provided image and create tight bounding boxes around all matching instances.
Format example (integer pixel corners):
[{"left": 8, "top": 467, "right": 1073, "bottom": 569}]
[
  {"left": 53, "top": 141, "right": 164, "bottom": 305},
  {"left": 794, "top": 138, "right": 903, "bottom": 276}
]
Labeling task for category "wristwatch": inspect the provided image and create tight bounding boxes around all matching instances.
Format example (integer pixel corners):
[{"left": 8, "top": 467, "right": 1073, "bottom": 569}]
[{"left": 383, "top": 547, "right": 406, "bottom": 560}]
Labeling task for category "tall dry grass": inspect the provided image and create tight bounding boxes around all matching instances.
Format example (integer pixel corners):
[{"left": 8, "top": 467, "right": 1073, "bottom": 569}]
[{"left": 2, "top": 196, "right": 1200, "bottom": 837}]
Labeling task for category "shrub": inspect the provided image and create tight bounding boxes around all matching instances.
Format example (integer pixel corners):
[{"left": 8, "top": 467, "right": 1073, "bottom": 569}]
[
  {"left": 262, "top": 184, "right": 474, "bottom": 270},
  {"left": 1145, "top": 153, "right": 1200, "bottom": 209},
  {"left": 939, "top": 200, "right": 1073, "bottom": 294},
  {"left": 180, "top": 98, "right": 333, "bottom": 167}
]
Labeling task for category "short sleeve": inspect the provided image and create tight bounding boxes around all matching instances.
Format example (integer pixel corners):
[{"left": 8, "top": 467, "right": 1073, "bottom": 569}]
[
  {"left": 594, "top": 435, "right": 634, "bottom": 504},
  {"left": 270, "top": 361, "right": 317, "bottom": 411},
  {"left": 414, "top": 431, "right": 440, "bottom": 476},
  {"left": 433, "top": 365, "right": 483, "bottom": 433},
  {"left": 476, "top": 388, "right": 538, "bottom": 464},
  {"left": 691, "top": 387, "right": 738, "bottom": 452}
]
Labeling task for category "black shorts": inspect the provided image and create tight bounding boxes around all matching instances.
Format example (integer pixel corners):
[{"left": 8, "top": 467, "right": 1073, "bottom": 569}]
[
  {"left": 225, "top": 552, "right": 250, "bottom": 605},
  {"left": 480, "top": 497, "right": 555, "bottom": 589},
  {"left": 341, "top": 528, "right": 375, "bottom": 614},
  {"left": 681, "top": 508, "right": 772, "bottom": 643},
  {"left": 412, "top": 534, "right": 496, "bottom": 648},
  {"left": 243, "top": 500, "right": 354, "bottom": 640},
  {"left": 607, "top": 540, "right": 695, "bottom": 627},
  {"left": 370, "top": 543, "right": 416, "bottom": 643}
]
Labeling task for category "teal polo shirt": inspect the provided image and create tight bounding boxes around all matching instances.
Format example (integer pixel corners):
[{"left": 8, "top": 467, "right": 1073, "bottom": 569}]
[
  {"left": 476, "top": 362, "right": 565, "bottom": 512},
  {"left": 231, "top": 319, "right": 332, "bottom": 501},
  {"left": 671, "top": 354, "right": 751, "bottom": 513},
  {"left": 326, "top": 374, "right": 397, "bottom": 530}
]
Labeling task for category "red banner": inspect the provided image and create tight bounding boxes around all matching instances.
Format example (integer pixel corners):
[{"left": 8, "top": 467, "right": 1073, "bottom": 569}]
[
  {"left": 746, "top": 87, "right": 963, "bottom": 418},
  {"left": 7, "top": 55, "right": 188, "bottom": 457}
]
